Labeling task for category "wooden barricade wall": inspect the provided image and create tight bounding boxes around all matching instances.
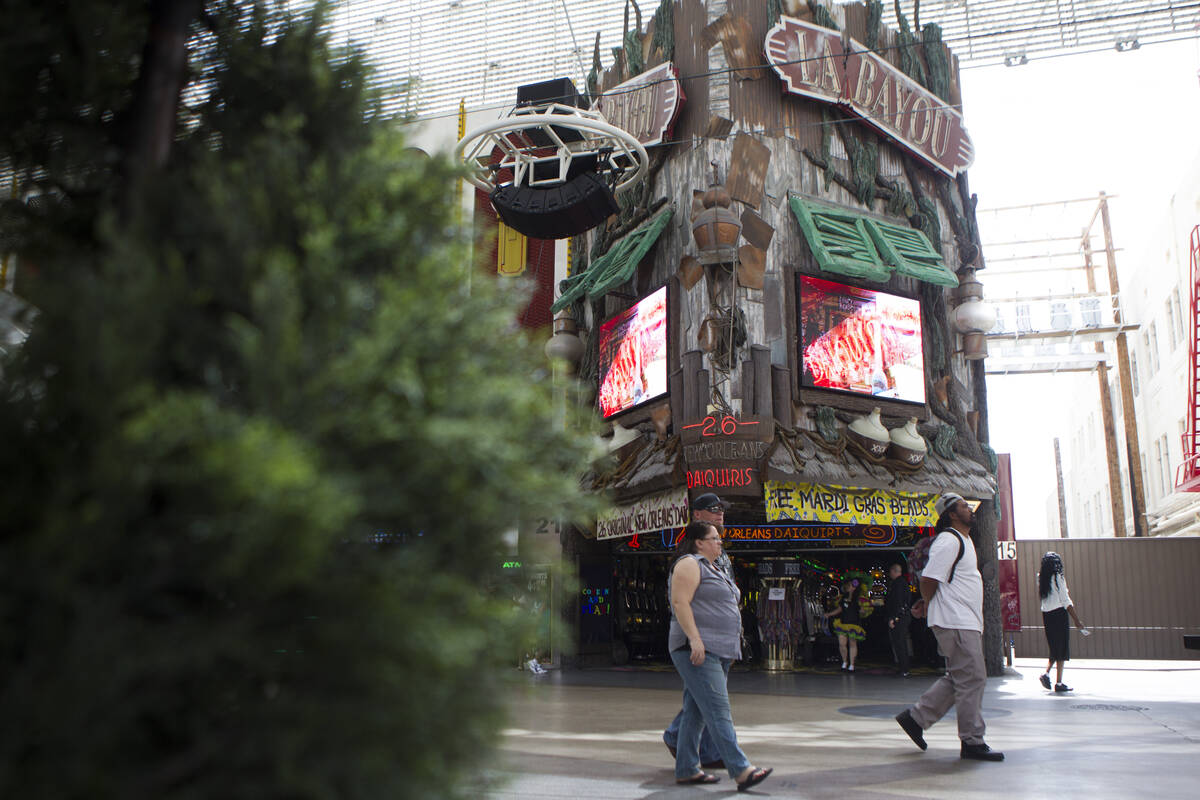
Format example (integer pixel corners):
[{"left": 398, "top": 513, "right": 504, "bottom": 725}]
[{"left": 1010, "top": 538, "right": 1200, "bottom": 660}]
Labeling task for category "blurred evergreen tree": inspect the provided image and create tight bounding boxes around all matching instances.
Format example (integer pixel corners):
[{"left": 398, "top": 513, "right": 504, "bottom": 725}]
[{"left": 0, "top": 2, "right": 595, "bottom": 797}]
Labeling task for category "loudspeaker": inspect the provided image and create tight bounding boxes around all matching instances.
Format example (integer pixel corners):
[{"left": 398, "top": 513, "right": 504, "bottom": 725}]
[
  {"left": 515, "top": 77, "right": 588, "bottom": 147},
  {"left": 491, "top": 172, "right": 619, "bottom": 240}
]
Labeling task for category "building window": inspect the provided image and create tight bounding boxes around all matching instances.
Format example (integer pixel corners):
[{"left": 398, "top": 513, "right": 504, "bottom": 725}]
[
  {"left": 1166, "top": 296, "right": 1179, "bottom": 350},
  {"left": 1149, "top": 321, "right": 1161, "bottom": 373},
  {"left": 1130, "top": 350, "right": 1140, "bottom": 395},
  {"left": 1161, "top": 434, "right": 1172, "bottom": 496},
  {"left": 1171, "top": 286, "right": 1185, "bottom": 346}
]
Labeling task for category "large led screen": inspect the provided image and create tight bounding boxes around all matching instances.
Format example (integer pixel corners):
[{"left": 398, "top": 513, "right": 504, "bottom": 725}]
[
  {"left": 598, "top": 285, "right": 668, "bottom": 419},
  {"left": 798, "top": 275, "right": 925, "bottom": 405}
]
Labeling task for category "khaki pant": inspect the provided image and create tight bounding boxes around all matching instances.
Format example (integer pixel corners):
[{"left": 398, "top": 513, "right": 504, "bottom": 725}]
[{"left": 908, "top": 626, "right": 986, "bottom": 745}]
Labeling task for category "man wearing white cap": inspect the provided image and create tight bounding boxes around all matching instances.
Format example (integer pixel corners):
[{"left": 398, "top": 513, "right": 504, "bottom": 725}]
[{"left": 895, "top": 492, "right": 1004, "bottom": 762}]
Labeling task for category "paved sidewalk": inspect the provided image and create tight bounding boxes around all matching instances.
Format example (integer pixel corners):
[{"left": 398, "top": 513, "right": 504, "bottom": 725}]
[{"left": 479, "top": 658, "right": 1200, "bottom": 799}]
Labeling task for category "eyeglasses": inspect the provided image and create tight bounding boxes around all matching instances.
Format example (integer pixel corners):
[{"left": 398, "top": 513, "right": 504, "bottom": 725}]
[{"left": 703, "top": 506, "right": 726, "bottom": 513}]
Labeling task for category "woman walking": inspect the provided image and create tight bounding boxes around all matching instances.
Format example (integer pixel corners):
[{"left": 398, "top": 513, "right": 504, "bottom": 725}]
[
  {"left": 668, "top": 521, "right": 772, "bottom": 791},
  {"left": 1038, "top": 552, "right": 1085, "bottom": 692}
]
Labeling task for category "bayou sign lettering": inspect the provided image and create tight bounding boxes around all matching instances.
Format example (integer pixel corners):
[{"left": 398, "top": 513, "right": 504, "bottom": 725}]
[
  {"left": 594, "top": 62, "right": 685, "bottom": 147},
  {"left": 765, "top": 481, "right": 937, "bottom": 527},
  {"left": 764, "top": 17, "right": 974, "bottom": 177},
  {"left": 596, "top": 487, "right": 690, "bottom": 541}
]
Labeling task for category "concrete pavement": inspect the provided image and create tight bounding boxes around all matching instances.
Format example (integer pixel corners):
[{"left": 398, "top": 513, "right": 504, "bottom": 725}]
[{"left": 479, "top": 658, "right": 1200, "bottom": 799}]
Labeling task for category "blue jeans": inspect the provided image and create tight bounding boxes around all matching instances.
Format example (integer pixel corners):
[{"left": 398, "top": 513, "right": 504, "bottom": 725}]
[
  {"left": 669, "top": 649, "right": 752, "bottom": 781},
  {"left": 663, "top": 710, "right": 721, "bottom": 764}
]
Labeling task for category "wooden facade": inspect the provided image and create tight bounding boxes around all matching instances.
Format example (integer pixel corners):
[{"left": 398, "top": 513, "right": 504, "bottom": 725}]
[{"left": 573, "top": 0, "right": 1004, "bottom": 671}]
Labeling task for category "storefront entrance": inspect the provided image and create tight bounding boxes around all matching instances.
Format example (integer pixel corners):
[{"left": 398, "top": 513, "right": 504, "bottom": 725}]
[{"left": 601, "top": 528, "right": 938, "bottom": 673}]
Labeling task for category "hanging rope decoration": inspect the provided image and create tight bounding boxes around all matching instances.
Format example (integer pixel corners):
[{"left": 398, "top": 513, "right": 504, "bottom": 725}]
[{"left": 708, "top": 303, "right": 747, "bottom": 373}]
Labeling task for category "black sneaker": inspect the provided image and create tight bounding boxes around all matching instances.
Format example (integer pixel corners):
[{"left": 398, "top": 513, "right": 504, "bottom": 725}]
[
  {"left": 1039, "top": 673, "right": 1052, "bottom": 690},
  {"left": 961, "top": 742, "right": 1005, "bottom": 761},
  {"left": 895, "top": 709, "right": 927, "bottom": 751},
  {"left": 1055, "top": 683, "right": 1072, "bottom": 693}
]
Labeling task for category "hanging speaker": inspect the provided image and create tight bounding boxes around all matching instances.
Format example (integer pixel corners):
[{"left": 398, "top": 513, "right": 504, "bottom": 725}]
[{"left": 490, "top": 172, "right": 619, "bottom": 240}]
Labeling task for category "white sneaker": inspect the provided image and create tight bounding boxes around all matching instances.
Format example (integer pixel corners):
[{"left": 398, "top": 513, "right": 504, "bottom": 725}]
[
  {"left": 526, "top": 658, "right": 547, "bottom": 675},
  {"left": 848, "top": 664, "right": 855, "bottom": 672}
]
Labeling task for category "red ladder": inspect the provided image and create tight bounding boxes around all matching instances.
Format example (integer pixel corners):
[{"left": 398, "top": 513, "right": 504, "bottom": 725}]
[{"left": 1179, "top": 225, "right": 1200, "bottom": 491}]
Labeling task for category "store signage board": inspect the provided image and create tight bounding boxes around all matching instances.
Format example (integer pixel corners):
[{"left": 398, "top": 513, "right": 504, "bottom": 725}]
[
  {"left": 681, "top": 414, "right": 774, "bottom": 497},
  {"left": 725, "top": 523, "right": 903, "bottom": 546},
  {"left": 596, "top": 486, "right": 690, "bottom": 541},
  {"left": 594, "top": 62, "right": 686, "bottom": 147},
  {"left": 764, "top": 17, "right": 974, "bottom": 177},
  {"left": 765, "top": 481, "right": 937, "bottom": 527}
]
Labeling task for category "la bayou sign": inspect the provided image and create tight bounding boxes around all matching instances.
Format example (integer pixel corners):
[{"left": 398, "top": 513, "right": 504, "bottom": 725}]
[{"left": 764, "top": 17, "right": 973, "bottom": 177}]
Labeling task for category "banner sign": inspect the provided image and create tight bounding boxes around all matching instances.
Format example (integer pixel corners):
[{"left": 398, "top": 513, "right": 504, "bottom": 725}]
[
  {"left": 594, "top": 62, "right": 686, "bottom": 147},
  {"left": 596, "top": 487, "right": 689, "bottom": 541},
  {"left": 996, "top": 454, "right": 1021, "bottom": 632},
  {"left": 764, "top": 16, "right": 974, "bottom": 177},
  {"left": 725, "top": 523, "right": 900, "bottom": 546},
  {"left": 681, "top": 414, "right": 774, "bottom": 497},
  {"left": 765, "top": 481, "right": 937, "bottom": 527}
]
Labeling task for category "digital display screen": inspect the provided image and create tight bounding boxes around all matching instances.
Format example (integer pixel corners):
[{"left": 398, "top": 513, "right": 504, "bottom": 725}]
[
  {"left": 798, "top": 275, "right": 925, "bottom": 405},
  {"left": 597, "top": 285, "right": 668, "bottom": 419}
]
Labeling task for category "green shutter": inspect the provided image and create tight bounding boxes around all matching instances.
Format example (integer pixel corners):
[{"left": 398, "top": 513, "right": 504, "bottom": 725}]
[
  {"left": 864, "top": 218, "right": 959, "bottom": 287},
  {"left": 586, "top": 207, "right": 674, "bottom": 298},
  {"left": 550, "top": 207, "right": 675, "bottom": 313},
  {"left": 788, "top": 196, "right": 890, "bottom": 282}
]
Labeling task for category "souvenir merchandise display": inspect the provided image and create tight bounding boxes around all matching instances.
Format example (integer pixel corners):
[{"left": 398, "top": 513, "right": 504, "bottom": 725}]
[{"left": 613, "top": 556, "right": 670, "bottom": 661}]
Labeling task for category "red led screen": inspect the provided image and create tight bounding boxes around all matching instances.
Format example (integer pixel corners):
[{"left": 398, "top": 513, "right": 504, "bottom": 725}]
[
  {"left": 798, "top": 275, "right": 925, "bottom": 405},
  {"left": 597, "top": 286, "right": 669, "bottom": 419}
]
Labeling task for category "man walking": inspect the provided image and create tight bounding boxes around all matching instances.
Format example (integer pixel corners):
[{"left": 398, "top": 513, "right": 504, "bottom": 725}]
[
  {"left": 664, "top": 493, "right": 731, "bottom": 767},
  {"left": 895, "top": 492, "right": 1004, "bottom": 761}
]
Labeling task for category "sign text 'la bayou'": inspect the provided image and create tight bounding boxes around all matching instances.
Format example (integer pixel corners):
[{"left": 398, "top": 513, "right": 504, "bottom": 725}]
[{"left": 764, "top": 17, "right": 974, "bottom": 177}]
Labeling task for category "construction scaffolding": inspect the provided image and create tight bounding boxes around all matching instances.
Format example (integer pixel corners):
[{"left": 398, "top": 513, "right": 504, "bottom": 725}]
[{"left": 981, "top": 193, "right": 1147, "bottom": 537}]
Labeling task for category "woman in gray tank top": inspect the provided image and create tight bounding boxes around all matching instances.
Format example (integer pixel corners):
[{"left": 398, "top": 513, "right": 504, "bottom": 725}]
[{"left": 667, "top": 521, "right": 772, "bottom": 792}]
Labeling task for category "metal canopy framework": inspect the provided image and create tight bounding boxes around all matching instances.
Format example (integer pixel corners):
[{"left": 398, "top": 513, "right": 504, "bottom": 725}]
[
  {"left": 880, "top": 1, "right": 1200, "bottom": 67},
  {"left": 979, "top": 193, "right": 1148, "bottom": 537}
]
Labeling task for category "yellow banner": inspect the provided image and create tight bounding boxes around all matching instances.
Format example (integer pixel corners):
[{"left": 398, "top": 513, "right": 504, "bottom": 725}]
[{"left": 765, "top": 481, "right": 937, "bottom": 527}]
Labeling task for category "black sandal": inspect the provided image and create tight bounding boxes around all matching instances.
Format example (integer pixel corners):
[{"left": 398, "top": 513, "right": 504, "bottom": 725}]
[
  {"left": 737, "top": 766, "right": 773, "bottom": 792},
  {"left": 677, "top": 772, "right": 721, "bottom": 785}
]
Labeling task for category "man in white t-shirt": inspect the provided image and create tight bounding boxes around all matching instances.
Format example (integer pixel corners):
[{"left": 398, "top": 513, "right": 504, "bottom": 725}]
[{"left": 894, "top": 492, "right": 1004, "bottom": 762}]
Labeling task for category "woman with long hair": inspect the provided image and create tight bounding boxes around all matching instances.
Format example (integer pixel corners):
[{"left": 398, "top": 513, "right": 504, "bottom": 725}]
[
  {"left": 667, "top": 521, "right": 772, "bottom": 791},
  {"left": 824, "top": 578, "right": 869, "bottom": 671},
  {"left": 1038, "top": 552, "right": 1085, "bottom": 692}
]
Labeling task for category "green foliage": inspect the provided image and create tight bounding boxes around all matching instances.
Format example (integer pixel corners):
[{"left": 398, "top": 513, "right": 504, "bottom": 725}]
[{"left": 0, "top": 2, "right": 596, "bottom": 798}]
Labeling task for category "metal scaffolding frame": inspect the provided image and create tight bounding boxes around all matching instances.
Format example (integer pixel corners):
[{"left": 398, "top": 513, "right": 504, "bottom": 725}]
[
  {"left": 980, "top": 193, "right": 1148, "bottom": 537},
  {"left": 880, "top": 0, "right": 1200, "bottom": 67}
]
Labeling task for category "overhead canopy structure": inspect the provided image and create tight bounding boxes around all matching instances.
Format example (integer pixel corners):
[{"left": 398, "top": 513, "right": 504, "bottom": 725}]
[{"left": 880, "top": 0, "right": 1200, "bottom": 66}]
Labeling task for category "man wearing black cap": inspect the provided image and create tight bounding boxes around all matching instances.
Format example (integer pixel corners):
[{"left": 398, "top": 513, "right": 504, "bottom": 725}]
[
  {"left": 894, "top": 492, "right": 1004, "bottom": 762},
  {"left": 663, "top": 492, "right": 733, "bottom": 768},
  {"left": 691, "top": 493, "right": 733, "bottom": 579}
]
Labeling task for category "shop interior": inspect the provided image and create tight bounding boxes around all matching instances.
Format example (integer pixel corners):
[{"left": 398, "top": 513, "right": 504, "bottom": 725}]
[{"left": 605, "top": 544, "right": 940, "bottom": 673}]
